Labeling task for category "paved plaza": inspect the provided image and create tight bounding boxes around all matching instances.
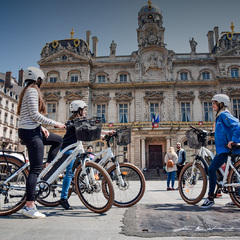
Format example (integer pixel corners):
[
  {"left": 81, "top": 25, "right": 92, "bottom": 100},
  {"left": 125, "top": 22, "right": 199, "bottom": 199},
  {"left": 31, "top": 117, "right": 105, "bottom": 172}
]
[{"left": 1, "top": 180, "right": 240, "bottom": 240}]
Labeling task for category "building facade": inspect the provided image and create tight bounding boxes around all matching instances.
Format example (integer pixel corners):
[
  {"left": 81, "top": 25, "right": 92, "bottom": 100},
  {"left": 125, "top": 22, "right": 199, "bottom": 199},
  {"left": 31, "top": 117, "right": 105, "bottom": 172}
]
[
  {"left": 37, "top": 1, "right": 240, "bottom": 170},
  {"left": 0, "top": 72, "right": 22, "bottom": 151}
]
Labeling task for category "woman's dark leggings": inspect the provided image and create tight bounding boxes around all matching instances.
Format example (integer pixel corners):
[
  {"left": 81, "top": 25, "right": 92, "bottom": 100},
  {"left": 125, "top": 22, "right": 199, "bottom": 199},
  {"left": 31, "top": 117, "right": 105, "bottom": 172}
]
[{"left": 18, "top": 126, "right": 63, "bottom": 201}]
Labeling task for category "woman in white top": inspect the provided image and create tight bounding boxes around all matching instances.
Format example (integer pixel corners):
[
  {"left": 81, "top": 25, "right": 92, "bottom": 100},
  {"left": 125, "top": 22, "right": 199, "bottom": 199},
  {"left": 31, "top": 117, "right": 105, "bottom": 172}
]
[
  {"left": 17, "top": 67, "right": 65, "bottom": 219},
  {"left": 164, "top": 147, "right": 178, "bottom": 190}
]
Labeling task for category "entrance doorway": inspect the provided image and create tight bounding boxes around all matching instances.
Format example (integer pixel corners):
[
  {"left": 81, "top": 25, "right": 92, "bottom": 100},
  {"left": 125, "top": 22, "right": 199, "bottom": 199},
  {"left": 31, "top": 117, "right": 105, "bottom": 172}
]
[{"left": 149, "top": 145, "right": 163, "bottom": 169}]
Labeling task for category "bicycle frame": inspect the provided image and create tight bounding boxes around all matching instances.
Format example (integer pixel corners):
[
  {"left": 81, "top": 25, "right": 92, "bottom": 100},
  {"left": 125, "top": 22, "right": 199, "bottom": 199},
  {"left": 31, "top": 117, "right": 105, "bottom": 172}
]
[
  {"left": 38, "top": 141, "right": 85, "bottom": 185},
  {"left": 92, "top": 147, "right": 125, "bottom": 187},
  {"left": 192, "top": 146, "right": 240, "bottom": 188}
]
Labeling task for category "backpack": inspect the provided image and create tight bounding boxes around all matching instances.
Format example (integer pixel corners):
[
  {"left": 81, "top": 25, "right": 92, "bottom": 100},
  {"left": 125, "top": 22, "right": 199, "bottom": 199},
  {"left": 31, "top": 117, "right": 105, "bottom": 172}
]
[{"left": 167, "top": 159, "right": 174, "bottom": 168}]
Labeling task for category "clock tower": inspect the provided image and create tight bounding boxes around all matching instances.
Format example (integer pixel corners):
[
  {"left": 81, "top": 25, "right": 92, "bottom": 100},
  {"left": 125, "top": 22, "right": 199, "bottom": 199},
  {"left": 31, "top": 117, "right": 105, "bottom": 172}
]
[{"left": 137, "top": 0, "right": 165, "bottom": 48}]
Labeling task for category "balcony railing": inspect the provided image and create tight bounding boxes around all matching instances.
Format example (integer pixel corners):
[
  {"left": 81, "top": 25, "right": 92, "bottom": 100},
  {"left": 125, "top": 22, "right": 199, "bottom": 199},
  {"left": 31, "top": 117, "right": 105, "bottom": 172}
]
[{"left": 102, "top": 121, "right": 214, "bottom": 130}]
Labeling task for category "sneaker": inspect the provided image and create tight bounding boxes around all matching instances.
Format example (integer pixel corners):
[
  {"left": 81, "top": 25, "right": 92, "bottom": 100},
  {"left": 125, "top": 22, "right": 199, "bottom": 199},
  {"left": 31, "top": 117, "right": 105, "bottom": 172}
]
[
  {"left": 59, "top": 199, "right": 73, "bottom": 210},
  {"left": 22, "top": 206, "right": 46, "bottom": 219},
  {"left": 200, "top": 198, "right": 215, "bottom": 208},
  {"left": 171, "top": 188, "right": 175, "bottom": 190},
  {"left": 216, "top": 193, "right": 222, "bottom": 198},
  {"left": 167, "top": 188, "right": 171, "bottom": 191}
]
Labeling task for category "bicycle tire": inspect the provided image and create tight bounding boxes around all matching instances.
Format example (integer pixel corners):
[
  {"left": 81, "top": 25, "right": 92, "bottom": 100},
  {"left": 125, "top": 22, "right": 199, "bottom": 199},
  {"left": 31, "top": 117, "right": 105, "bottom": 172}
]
[
  {"left": 0, "top": 156, "right": 28, "bottom": 216},
  {"left": 228, "top": 160, "right": 240, "bottom": 208},
  {"left": 105, "top": 163, "right": 145, "bottom": 207},
  {"left": 178, "top": 162, "right": 207, "bottom": 205},
  {"left": 74, "top": 161, "right": 114, "bottom": 213}
]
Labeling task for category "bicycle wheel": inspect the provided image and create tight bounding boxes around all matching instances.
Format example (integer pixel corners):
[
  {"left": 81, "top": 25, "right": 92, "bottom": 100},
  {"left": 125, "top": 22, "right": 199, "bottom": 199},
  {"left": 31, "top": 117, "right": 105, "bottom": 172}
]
[
  {"left": 0, "top": 156, "right": 28, "bottom": 216},
  {"left": 178, "top": 162, "right": 207, "bottom": 205},
  {"left": 106, "top": 163, "right": 145, "bottom": 207},
  {"left": 74, "top": 161, "right": 114, "bottom": 213},
  {"left": 228, "top": 160, "right": 240, "bottom": 208}
]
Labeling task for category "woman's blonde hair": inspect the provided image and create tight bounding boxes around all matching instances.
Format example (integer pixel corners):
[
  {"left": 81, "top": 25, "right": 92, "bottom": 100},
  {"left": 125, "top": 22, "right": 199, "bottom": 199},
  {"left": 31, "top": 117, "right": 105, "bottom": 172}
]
[{"left": 168, "top": 147, "right": 176, "bottom": 155}]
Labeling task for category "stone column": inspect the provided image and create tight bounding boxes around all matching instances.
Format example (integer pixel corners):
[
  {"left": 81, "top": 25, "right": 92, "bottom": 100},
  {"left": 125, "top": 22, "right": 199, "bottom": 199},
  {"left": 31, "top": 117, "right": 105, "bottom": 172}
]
[
  {"left": 166, "top": 136, "right": 171, "bottom": 152},
  {"left": 141, "top": 137, "right": 146, "bottom": 169}
]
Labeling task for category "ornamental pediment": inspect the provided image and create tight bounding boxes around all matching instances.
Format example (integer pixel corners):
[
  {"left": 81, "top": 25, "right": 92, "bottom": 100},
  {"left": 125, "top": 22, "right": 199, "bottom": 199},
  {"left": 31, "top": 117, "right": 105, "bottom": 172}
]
[
  {"left": 64, "top": 91, "right": 83, "bottom": 100},
  {"left": 43, "top": 92, "right": 61, "bottom": 101},
  {"left": 198, "top": 91, "right": 217, "bottom": 101},
  {"left": 144, "top": 91, "right": 164, "bottom": 101},
  {"left": 217, "top": 45, "right": 240, "bottom": 57},
  {"left": 176, "top": 91, "right": 195, "bottom": 101},
  {"left": 92, "top": 94, "right": 111, "bottom": 102},
  {"left": 39, "top": 50, "right": 90, "bottom": 64},
  {"left": 226, "top": 87, "right": 240, "bottom": 96},
  {"left": 114, "top": 92, "right": 133, "bottom": 101}
]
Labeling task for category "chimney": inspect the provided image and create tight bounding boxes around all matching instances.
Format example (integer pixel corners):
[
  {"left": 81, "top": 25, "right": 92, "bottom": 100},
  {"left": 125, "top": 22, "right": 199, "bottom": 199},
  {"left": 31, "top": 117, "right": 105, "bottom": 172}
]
[
  {"left": 5, "top": 71, "right": 12, "bottom": 89},
  {"left": 207, "top": 31, "right": 214, "bottom": 53},
  {"left": 214, "top": 26, "right": 219, "bottom": 45},
  {"left": 92, "top": 36, "right": 98, "bottom": 57},
  {"left": 86, "top": 31, "right": 91, "bottom": 47},
  {"left": 18, "top": 69, "right": 24, "bottom": 87}
]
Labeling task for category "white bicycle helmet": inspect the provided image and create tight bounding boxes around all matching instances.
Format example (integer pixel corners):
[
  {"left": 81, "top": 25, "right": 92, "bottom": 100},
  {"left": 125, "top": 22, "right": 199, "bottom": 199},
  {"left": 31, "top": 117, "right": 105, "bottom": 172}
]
[
  {"left": 24, "top": 66, "right": 45, "bottom": 81},
  {"left": 211, "top": 94, "right": 230, "bottom": 107},
  {"left": 70, "top": 100, "right": 87, "bottom": 112}
]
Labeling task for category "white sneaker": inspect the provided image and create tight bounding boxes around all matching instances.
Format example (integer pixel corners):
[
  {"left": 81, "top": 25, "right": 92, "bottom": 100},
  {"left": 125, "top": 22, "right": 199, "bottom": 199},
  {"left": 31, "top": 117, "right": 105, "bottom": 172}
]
[{"left": 22, "top": 206, "right": 46, "bottom": 219}]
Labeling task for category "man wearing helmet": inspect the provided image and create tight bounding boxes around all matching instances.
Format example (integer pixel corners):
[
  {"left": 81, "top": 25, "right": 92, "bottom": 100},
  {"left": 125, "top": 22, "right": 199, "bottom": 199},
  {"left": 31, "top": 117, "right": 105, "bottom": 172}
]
[
  {"left": 201, "top": 94, "right": 240, "bottom": 208},
  {"left": 17, "top": 67, "right": 66, "bottom": 218},
  {"left": 59, "top": 100, "right": 113, "bottom": 210}
]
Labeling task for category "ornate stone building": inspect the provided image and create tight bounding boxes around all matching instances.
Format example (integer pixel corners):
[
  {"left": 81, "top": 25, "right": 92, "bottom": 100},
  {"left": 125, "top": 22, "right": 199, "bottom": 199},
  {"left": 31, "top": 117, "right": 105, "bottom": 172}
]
[
  {"left": 38, "top": 1, "right": 240, "bottom": 170},
  {"left": 0, "top": 71, "right": 22, "bottom": 151}
]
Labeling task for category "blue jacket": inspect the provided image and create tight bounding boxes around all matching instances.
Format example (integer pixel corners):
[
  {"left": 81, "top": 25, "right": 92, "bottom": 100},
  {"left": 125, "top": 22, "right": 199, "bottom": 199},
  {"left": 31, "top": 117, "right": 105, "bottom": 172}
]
[{"left": 215, "top": 111, "right": 240, "bottom": 155}]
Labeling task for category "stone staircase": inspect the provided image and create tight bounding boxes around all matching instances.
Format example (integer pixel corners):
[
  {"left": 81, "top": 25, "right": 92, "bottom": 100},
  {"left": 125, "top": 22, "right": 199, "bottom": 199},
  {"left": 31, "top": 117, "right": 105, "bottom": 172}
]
[{"left": 142, "top": 168, "right": 167, "bottom": 180}]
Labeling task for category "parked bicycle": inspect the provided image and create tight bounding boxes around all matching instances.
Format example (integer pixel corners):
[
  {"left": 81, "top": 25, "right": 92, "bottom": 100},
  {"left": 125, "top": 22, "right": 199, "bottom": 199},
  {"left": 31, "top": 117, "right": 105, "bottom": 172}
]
[
  {"left": 62, "top": 127, "right": 145, "bottom": 208},
  {"left": 0, "top": 117, "right": 114, "bottom": 216},
  {"left": 178, "top": 125, "right": 240, "bottom": 207},
  {"left": 92, "top": 127, "right": 146, "bottom": 207}
]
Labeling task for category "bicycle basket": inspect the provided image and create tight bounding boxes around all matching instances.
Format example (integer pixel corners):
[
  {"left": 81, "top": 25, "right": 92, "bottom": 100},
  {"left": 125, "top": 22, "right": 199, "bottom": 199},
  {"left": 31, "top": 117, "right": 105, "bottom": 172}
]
[
  {"left": 74, "top": 117, "right": 102, "bottom": 141},
  {"left": 116, "top": 127, "right": 131, "bottom": 146},
  {"left": 185, "top": 129, "right": 202, "bottom": 149}
]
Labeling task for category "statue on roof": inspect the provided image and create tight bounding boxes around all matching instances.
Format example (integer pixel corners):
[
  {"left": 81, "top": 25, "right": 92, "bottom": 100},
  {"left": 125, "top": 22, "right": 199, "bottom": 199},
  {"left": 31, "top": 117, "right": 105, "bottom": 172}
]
[
  {"left": 189, "top": 37, "right": 197, "bottom": 53},
  {"left": 110, "top": 40, "right": 117, "bottom": 56}
]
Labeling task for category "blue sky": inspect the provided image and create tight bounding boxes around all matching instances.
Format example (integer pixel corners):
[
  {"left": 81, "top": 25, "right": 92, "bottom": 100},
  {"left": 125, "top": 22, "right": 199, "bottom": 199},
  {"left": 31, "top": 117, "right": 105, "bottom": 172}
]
[{"left": 1, "top": 0, "right": 240, "bottom": 80}]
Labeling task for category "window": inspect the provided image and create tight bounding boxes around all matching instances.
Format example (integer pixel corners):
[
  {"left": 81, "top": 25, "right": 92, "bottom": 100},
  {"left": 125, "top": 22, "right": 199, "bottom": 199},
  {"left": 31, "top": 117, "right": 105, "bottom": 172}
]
[
  {"left": 98, "top": 75, "right": 105, "bottom": 83},
  {"left": 231, "top": 68, "right": 239, "bottom": 78},
  {"left": 71, "top": 73, "right": 78, "bottom": 82},
  {"left": 3, "top": 128, "right": 7, "bottom": 138},
  {"left": 49, "top": 73, "right": 57, "bottom": 83},
  {"left": 47, "top": 103, "right": 56, "bottom": 120},
  {"left": 97, "top": 104, "right": 106, "bottom": 123},
  {"left": 150, "top": 103, "right": 159, "bottom": 121},
  {"left": 9, "top": 130, "right": 12, "bottom": 139},
  {"left": 118, "top": 146, "right": 128, "bottom": 162},
  {"left": 4, "top": 113, "right": 8, "bottom": 123},
  {"left": 233, "top": 99, "right": 240, "bottom": 119},
  {"left": 181, "top": 102, "right": 191, "bottom": 122},
  {"left": 180, "top": 72, "right": 188, "bottom": 80},
  {"left": 202, "top": 72, "right": 210, "bottom": 80},
  {"left": 5, "top": 100, "right": 9, "bottom": 109},
  {"left": 204, "top": 102, "right": 213, "bottom": 121},
  {"left": 0, "top": 97, "right": 2, "bottom": 106},
  {"left": 120, "top": 74, "right": 127, "bottom": 82},
  {"left": 119, "top": 104, "right": 128, "bottom": 123},
  {"left": 10, "top": 116, "right": 14, "bottom": 125},
  {"left": 11, "top": 103, "right": 14, "bottom": 111}
]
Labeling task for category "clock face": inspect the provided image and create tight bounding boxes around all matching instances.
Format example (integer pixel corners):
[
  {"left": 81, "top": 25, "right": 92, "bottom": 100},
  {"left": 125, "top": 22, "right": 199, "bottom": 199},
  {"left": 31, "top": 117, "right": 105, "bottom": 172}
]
[{"left": 145, "top": 27, "right": 157, "bottom": 37}]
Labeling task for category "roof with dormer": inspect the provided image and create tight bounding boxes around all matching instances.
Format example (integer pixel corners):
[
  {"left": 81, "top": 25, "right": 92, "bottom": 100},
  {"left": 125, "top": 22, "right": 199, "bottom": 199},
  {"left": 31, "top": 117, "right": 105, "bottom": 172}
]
[{"left": 40, "top": 29, "right": 92, "bottom": 59}]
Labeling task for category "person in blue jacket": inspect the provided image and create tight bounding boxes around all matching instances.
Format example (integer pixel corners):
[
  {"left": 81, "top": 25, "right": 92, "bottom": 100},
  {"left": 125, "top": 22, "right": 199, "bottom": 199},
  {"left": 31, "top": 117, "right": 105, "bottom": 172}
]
[{"left": 201, "top": 94, "right": 240, "bottom": 208}]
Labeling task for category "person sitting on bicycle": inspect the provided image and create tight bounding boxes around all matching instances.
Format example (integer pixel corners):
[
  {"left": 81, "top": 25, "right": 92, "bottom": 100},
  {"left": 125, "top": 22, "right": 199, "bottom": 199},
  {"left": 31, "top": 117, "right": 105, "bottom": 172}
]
[
  {"left": 59, "top": 100, "right": 113, "bottom": 210},
  {"left": 201, "top": 94, "right": 240, "bottom": 208},
  {"left": 17, "top": 67, "right": 66, "bottom": 219}
]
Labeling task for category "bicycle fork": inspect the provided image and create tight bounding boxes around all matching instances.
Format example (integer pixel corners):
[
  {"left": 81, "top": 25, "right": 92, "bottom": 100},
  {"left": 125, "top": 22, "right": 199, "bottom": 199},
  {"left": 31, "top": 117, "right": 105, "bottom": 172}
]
[{"left": 113, "top": 159, "right": 127, "bottom": 188}]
